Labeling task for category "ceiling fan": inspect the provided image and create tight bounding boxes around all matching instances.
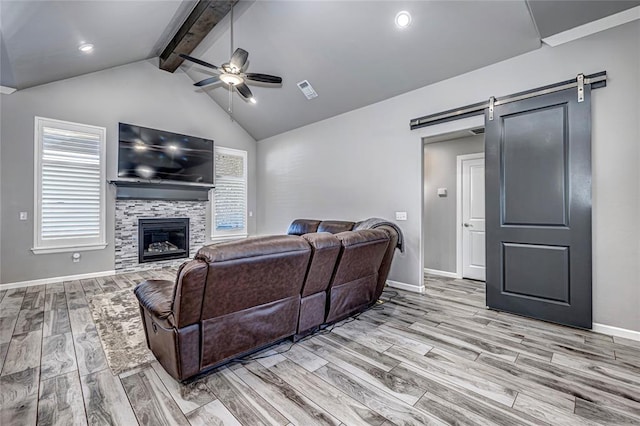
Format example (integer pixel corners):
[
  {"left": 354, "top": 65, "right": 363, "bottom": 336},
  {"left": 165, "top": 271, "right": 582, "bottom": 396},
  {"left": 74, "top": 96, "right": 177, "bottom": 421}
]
[{"left": 179, "top": 5, "right": 282, "bottom": 112}]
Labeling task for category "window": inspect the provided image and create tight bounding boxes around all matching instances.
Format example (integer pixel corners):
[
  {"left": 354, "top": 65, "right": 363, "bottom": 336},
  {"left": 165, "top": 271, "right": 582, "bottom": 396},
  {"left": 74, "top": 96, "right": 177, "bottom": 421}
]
[
  {"left": 212, "top": 146, "right": 247, "bottom": 240},
  {"left": 33, "top": 117, "right": 107, "bottom": 254}
]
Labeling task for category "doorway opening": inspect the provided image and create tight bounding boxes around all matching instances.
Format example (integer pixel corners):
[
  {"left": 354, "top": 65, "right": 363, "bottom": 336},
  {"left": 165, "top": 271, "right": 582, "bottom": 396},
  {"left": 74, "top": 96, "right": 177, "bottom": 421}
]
[{"left": 422, "top": 129, "right": 485, "bottom": 281}]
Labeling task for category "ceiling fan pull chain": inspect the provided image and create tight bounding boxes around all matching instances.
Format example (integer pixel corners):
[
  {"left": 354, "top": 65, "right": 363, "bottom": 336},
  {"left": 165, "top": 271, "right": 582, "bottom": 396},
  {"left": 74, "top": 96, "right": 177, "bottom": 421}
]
[
  {"left": 228, "top": 2, "right": 234, "bottom": 121},
  {"left": 228, "top": 85, "right": 234, "bottom": 120}
]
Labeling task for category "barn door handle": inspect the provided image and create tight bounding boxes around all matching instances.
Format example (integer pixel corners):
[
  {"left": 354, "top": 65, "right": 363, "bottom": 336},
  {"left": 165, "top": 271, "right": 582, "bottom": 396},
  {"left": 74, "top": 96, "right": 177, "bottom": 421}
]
[{"left": 463, "top": 223, "right": 473, "bottom": 227}]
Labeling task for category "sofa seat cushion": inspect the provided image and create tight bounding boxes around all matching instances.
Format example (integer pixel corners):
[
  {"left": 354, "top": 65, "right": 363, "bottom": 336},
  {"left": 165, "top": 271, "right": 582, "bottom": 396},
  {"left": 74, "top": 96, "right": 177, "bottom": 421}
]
[{"left": 135, "top": 280, "right": 175, "bottom": 323}]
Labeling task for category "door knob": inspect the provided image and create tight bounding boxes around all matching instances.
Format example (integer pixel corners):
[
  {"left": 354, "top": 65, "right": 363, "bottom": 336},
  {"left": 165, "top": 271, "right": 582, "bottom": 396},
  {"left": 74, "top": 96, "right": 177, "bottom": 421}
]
[{"left": 463, "top": 223, "right": 472, "bottom": 227}]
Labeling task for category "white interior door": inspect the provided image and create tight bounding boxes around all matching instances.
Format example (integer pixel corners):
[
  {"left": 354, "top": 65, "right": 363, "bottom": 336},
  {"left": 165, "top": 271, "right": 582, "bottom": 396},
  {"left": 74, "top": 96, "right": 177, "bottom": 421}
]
[{"left": 461, "top": 155, "right": 486, "bottom": 281}]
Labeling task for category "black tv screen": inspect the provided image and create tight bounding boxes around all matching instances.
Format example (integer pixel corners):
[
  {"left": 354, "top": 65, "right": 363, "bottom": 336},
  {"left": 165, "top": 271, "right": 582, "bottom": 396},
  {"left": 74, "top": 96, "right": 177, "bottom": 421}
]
[{"left": 118, "top": 123, "right": 214, "bottom": 184}]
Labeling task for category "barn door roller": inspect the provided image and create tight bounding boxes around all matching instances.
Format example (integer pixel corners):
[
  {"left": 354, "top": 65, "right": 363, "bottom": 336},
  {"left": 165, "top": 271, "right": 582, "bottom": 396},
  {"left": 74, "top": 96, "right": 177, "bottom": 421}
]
[{"left": 577, "top": 73, "right": 585, "bottom": 102}]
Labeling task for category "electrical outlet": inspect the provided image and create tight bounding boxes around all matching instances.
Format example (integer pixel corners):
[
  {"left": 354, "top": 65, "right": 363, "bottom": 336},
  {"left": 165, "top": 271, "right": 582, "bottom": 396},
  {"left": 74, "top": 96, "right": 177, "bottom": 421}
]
[
  {"left": 395, "top": 211, "right": 407, "bottom": 221},
  {"left": 72, "top": 252, "right": 81, "bottom": 263},
  {"left": 19, "top": 211, "right": 28, "bottom": 221}
]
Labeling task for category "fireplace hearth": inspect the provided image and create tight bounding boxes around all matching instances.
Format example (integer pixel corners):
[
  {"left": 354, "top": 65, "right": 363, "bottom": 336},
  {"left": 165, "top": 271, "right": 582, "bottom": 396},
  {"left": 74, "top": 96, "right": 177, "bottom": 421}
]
[{"left": 138, "top": 218, "right": 189, "bottom": 263}]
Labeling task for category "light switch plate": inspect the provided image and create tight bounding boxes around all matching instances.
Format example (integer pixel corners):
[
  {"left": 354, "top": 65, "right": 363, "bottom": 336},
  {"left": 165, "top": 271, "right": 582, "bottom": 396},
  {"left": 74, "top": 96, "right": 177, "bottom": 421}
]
[
  {"left": 395, "top": 211, "right": 407, "bottom": 221},
  {"left": 437, "top": 188, "right": 448, "bottom": 197},
  {"left": 19, "top": 211, "right": 28, "bottom": 221}
]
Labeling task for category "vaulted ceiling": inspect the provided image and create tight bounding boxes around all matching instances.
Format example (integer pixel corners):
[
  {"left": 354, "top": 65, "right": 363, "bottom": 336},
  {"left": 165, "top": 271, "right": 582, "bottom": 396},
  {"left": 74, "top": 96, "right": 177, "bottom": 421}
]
[
  {"left": 2, "top": 1, "right": 638, "bottom": 140},
  {"left": 183, "top": 0, "right": 542, "bottom": 140},
  {"left": 0, "top": 0, "right": 197, "bottom": 89}
]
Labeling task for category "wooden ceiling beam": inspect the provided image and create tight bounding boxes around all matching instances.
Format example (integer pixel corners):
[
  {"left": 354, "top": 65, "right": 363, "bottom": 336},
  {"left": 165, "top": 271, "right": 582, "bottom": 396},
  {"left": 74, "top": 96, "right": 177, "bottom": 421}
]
[{"left": 159, "top": 0, "right": 237, "bottom": 73}]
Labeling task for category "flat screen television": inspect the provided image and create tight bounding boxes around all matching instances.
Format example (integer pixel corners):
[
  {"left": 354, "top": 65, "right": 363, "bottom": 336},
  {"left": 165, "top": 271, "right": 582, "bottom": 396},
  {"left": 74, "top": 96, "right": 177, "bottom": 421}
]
[{"left": 118, "top": 123, "right": 214, "bottom": 185}]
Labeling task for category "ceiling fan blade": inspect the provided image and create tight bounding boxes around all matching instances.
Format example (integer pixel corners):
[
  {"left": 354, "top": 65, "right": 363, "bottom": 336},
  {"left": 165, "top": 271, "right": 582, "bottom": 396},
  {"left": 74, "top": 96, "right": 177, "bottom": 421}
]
[
  {"left": 235, "top": 82, "right": 253, "bottom": 100},
  {"left": 194, "top": 76, "right": 220, "bottom": 87},
  {"left": 245, "top": 73, "right": 283, "bottom": 84},
  {"left": 179, "top": 53, "right": 219, "bottom": 70},
  {"left": 230, "top": 48, "right": 249, "bottom": 70}
]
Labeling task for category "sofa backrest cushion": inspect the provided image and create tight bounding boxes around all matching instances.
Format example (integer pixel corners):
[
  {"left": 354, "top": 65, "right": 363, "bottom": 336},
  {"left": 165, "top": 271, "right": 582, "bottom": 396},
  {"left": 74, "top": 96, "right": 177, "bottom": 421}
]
[
  {"left": 287, "top": 219, "right": 321, "bottom": 235},
  {"left": 331, "top": 229, "right": 389, "bottom": 287},
  {"left": 317, "top": 220, "right": 355, "bottom": 234},
  {"left": 195, "top": 235, "right": 311, "bottom": 319},
  {"left": 325, "top": 229, "right": 390, "bottom": 323},
  {"left": 300, "top": 233, "right": 341, "bottom": 297},
  {"left": 367, "top": 224, "right": 399, "bottom": 302},
  {"left": 172, "top": 259, "right": 209, "bottom": 328}
]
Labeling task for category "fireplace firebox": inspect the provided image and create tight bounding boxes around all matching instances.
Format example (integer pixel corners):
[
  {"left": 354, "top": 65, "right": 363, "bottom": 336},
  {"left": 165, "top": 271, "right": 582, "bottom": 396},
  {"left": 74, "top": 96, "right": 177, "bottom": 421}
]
[{"left": 138, "top": 218, "right": 189, "bottom": 263}]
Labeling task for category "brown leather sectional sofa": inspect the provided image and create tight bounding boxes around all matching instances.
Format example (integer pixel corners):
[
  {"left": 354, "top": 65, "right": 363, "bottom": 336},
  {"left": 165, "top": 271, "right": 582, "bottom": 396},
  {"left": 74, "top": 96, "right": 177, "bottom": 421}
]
[{"left": 134, "top": 218, "right": 401, "bottom": 381}]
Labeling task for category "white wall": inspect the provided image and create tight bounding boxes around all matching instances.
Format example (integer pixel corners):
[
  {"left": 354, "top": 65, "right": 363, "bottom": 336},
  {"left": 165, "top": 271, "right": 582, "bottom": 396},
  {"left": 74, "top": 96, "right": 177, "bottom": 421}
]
[
  {"left": 257, "top": 22, "right": 640, "bottom": 332},
  {"left": 0, "top": 59, "right": 257, "bottom": 284}
]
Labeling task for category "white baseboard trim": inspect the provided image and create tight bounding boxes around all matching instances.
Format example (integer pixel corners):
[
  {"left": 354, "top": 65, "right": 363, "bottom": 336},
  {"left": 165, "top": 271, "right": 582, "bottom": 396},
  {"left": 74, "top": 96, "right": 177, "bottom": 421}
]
[
  {"left": 592, "top": 323, "right": 640, "bottom": 342},
  {"left": 386, "top": 280, "right": 425, "bottom": 294},
  {"left": 0, "top": 270, "right": 116, "bottom": 290},
  {"left": 423, "top": 268, "right": 460, "bottom": 279}
]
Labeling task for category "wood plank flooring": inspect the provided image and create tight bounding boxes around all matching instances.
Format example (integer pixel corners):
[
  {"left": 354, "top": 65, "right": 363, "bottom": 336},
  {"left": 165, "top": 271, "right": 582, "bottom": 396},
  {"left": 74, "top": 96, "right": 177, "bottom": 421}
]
[{"left": 1, "top": 271, "right": 639, "bottom": 425}]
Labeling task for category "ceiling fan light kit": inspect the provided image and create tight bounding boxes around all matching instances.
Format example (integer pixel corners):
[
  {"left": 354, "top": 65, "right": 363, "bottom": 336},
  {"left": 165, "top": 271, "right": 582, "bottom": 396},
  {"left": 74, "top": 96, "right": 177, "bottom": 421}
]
[
  {"left": 179, "top": 4, "right": 282, "bottom": 115},
  {"left": 219, "top": 73, "right": 244, "bottom": 85}
]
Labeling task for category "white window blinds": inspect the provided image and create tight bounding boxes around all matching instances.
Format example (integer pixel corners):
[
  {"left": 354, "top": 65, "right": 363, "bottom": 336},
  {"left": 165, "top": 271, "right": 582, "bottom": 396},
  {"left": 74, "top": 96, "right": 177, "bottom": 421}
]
[
  {"left": 212, "top": 147, "right": 247, "bottom": 239},
  {"left": 33, "top": 117, "right": 106, "bottom": 253}
]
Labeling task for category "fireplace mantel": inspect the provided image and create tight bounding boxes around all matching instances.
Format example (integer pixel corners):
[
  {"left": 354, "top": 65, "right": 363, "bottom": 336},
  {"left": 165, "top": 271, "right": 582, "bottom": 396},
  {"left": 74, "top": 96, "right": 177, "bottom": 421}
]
[{"left": 108, "top": 179, "right": 214, "bottom": 201}]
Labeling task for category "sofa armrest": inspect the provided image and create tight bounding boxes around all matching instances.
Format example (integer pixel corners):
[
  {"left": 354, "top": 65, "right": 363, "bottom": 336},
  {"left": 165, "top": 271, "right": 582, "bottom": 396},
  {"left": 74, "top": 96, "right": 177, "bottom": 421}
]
[{"left": 134, "top": 280, "right": 175, "bottom": 324}]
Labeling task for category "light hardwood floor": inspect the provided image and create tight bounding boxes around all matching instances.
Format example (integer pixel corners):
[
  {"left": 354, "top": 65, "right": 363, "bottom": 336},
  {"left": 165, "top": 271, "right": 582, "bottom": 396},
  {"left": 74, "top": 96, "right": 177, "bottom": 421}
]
[{"left": 1, "top": 271, "right": 639, "bottom": 425}]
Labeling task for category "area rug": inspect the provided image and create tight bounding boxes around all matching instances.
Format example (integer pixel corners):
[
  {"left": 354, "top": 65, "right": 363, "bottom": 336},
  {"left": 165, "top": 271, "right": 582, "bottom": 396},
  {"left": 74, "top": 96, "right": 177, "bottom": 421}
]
[{"left": 88, "top": 289, "right": 156, "bottom": 375}]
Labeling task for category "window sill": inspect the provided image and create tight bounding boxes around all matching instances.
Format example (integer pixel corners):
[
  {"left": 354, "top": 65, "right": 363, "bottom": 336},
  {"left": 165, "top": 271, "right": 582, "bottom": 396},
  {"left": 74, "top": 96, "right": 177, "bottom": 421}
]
[
  {"left": 209, "top": 234, "right": 248, "bottom": 243},
  {"left": 31, "top": 243, "right": 108, "bottom": 255}
]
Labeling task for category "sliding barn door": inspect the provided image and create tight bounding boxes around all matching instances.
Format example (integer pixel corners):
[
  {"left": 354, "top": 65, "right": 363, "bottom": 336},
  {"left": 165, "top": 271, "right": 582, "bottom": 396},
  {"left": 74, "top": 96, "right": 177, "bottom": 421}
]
[{"left": 485, "top": 87, "right": 592, "bottom": 329}]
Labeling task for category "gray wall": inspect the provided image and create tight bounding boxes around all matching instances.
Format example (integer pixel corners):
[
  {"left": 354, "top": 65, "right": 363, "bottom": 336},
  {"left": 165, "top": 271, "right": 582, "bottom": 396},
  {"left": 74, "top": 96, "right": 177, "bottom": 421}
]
[
  {"left": 0, "top": 59, "right": 257, "bottom": 284},
  {"left": 257, "top": 21, "right": 640, "bottom": 332},
  {"left": 423, "top": 135, "right": 484, "bottom": 272}
]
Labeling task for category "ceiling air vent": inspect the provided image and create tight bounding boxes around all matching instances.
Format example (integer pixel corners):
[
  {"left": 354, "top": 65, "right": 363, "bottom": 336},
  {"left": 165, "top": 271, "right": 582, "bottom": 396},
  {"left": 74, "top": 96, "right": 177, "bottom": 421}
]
[
  {"left": 297, "top": 80, "right": 318, "bottom": 100},
  {"left": 470, "top": 127, "right": 485, "bottom": 135}
]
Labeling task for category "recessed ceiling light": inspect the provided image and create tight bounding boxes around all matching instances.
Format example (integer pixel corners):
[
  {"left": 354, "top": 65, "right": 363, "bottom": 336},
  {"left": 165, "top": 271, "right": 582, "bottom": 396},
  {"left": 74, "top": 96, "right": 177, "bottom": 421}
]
[
  {"left": 78, "top": 43, "right": 94, "bottom": 53},
  {"left": 395, "top": 11, "right": 412, "bottom": 28}
]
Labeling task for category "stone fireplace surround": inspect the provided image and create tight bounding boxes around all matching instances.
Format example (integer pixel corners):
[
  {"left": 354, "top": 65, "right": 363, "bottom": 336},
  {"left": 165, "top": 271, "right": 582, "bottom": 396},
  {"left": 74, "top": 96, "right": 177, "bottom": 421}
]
[{"left": 115, "top": 200, "right": 207, "bottom": 272}]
